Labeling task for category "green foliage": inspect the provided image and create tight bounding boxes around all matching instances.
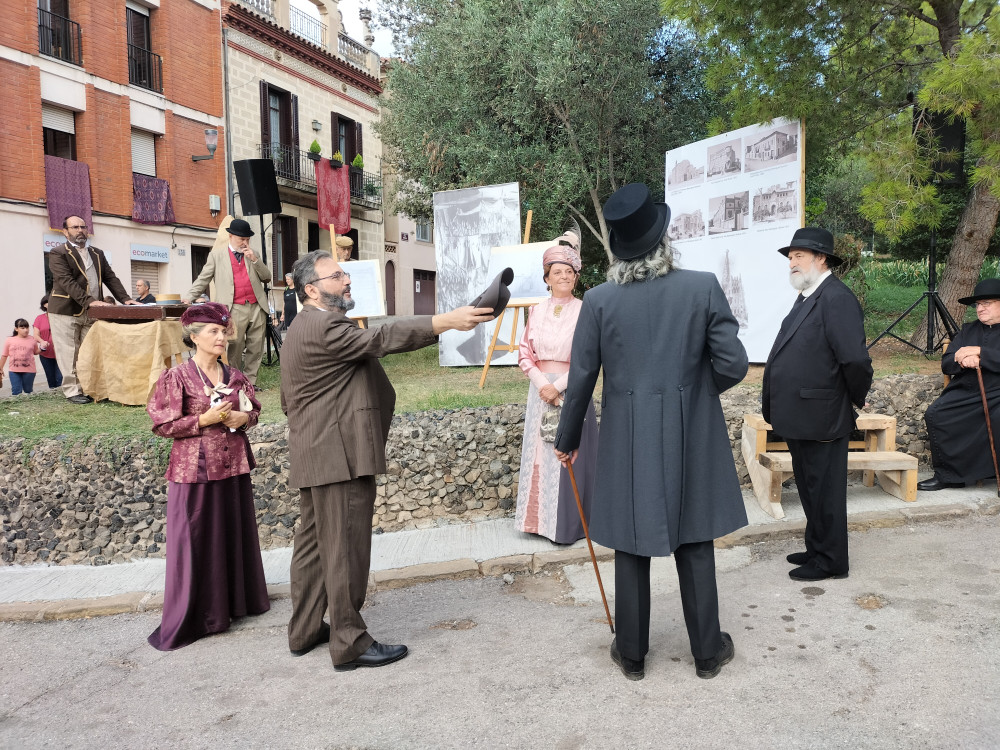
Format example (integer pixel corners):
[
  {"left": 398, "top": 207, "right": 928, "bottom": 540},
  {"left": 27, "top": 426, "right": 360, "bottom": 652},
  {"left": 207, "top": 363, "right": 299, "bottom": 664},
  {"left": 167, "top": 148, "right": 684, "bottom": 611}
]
[
  {"left": 351, "top": 154, "right": 364, "bottom": 168},
  {"left": 309, "top": 139, "right": 322, "bottom": 154},
  {"left": 378, "top": 1, "right": 719, "bottom": 257}
]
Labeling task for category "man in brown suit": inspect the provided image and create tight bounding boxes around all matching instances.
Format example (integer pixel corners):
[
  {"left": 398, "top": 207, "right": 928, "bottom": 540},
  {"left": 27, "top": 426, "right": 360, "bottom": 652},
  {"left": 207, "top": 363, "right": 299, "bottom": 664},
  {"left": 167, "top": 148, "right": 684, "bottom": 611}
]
[
  {"left": 281, "top": 251, "right": 493, "bottom": 670},
  {"left": 48, "top": 215, "right": 138, "bottom": 404}
]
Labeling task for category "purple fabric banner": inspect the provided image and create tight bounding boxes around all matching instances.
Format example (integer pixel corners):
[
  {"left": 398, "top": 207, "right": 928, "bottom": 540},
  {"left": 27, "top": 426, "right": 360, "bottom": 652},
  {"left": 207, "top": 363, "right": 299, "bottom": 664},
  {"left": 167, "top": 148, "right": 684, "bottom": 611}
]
[
  {"left": 44, "top": 155, "right": 93, "bottom": 231},
  {"left": 132, "top": 174, "right": 176, "bottom": 225}
]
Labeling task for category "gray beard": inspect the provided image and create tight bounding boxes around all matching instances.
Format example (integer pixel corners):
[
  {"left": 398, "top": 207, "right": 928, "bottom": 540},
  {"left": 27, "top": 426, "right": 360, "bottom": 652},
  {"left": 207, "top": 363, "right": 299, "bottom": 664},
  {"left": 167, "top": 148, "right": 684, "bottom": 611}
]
[
  {"left": 319, "top": 289, "right": 355, "bottom": 312},
  {"left": 789, "top": 266, "right": 820, "bottom": 291}
]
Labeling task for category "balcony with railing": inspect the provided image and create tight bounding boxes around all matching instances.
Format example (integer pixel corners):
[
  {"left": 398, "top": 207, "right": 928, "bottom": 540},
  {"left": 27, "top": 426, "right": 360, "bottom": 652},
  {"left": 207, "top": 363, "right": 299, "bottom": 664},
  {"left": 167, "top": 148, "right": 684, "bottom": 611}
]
[
  {"left": 289, "top": 4, "right": 326, "bottom": 47},
  {"left": 238, "top": 0, "right": 275, "bottom": 17},
  {"left": 128, "top": 43, "right": 163, "bottom": 93},
  {"left": 38, "top": 8, "right": 82, "bottom": 66},
  {"left": 257, "top": 142, "right": 382, "bottom": 209}
]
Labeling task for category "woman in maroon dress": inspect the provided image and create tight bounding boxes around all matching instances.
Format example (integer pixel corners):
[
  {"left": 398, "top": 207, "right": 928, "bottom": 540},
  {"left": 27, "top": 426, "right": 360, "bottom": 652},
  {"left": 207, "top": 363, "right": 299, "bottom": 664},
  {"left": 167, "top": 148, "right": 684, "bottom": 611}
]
[{"left": 146, "top": 302, "right": 270, "bottom": 650}]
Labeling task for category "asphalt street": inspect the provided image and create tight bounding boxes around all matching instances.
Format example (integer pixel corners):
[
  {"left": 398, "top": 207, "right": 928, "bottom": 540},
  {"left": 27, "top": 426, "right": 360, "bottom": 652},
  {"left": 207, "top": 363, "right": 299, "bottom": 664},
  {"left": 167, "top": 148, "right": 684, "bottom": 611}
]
[{"left": 2, "top": 515, "right": 998, "bottom": 749}]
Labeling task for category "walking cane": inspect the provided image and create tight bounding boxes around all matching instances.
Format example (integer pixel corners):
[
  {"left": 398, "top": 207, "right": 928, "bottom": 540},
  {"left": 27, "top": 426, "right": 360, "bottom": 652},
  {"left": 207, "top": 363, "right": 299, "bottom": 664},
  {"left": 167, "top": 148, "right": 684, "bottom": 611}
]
[
  {"left": 565, "top": 462, "right": 615, "bottom": 634},
  {"left": 975, "top": 366, "right": 1000, "bottom": 497}
]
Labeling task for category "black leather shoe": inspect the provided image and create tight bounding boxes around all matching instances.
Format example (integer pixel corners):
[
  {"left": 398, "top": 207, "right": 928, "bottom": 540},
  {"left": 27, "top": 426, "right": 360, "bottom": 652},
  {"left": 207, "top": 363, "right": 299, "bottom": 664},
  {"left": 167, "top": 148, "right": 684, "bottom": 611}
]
[
  {"left": 334, "top": 641, "right": 408, "bottom": 671},
  {"left": 695, "top": 632, "right": 734, "bottom": 679},
  {"left": 290, "top": 622, "right": 330, "bottom": 657},
  {"left": 610, "top": 638, "right": 644, "bottom": 681},
  {"left": 917, "top": 475, "right": 964, "bottom": 491},
  {"left": 67, "top": 394, "right": 93, "bottom": 404},
  {"left": 789, "top": 562, "right": 848, "bottom": 581},
  {"left": 786, "top": 551, "right": 811, "bottom": 565}
]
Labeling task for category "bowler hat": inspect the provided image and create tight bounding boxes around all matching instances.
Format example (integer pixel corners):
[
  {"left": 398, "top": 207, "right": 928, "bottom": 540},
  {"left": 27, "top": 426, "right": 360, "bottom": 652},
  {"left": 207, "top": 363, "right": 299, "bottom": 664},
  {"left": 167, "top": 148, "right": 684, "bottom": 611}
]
[
  {"left": 777, "top": 227, "right": 842, "bottom": 267},
  {"left": 958, "top": 278, "right": 1000, "bottom": 305},
  {"left": 603, "top": 183, "right": 671, "bottom": 260},
  {"left": 469, "top": 268, "right": 514, "bottom": 317},
  {"left": 227, "top": 218, "right": 255, "bottom": 238}
]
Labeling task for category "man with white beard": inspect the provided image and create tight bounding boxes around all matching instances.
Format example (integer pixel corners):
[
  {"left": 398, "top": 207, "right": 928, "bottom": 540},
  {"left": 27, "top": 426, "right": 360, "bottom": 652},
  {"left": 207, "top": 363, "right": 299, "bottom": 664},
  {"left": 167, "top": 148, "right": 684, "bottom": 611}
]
[{"left": 762, "top": 228, "right": 873, "bottom": 581}]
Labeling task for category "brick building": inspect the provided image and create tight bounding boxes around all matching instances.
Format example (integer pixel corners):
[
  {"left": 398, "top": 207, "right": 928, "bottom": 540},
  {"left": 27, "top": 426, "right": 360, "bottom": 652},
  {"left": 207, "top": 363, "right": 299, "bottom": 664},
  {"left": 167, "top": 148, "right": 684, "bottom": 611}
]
[
  {"left": 0, "top": 0, "right": 227, "bottom": 331},
  {"left": 222, "top": 0, "right": 384, "bottom": 313}
]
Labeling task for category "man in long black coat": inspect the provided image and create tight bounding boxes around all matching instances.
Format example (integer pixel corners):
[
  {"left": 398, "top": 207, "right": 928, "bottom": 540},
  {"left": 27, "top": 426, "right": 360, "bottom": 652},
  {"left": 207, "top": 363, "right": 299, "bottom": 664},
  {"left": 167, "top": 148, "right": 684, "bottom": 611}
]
[
  {"left": 762, "top": 227, "right": 873, "bottom": 582},
  {"left": 555, "top": 184, "right": 749, "bottom": 681},
  {"left": 919, "top": 278, "right": 1000, "bottom": 490}
]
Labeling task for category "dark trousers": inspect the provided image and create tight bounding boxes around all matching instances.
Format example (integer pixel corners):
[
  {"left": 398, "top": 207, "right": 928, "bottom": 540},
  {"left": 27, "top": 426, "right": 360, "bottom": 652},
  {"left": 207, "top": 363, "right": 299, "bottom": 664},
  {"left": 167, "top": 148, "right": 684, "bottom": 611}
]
[
  {"left": 288, "top": 477, "right": 376, "bottom": 664},
  {"left": 786, "top": 436, "right": 850, "bottom": 574},
  {"left": 615, "top": 540, "right": 722, "bottom": 661},
  {"left": 39, "top": 356, "right": 62, "bottom": 388}
]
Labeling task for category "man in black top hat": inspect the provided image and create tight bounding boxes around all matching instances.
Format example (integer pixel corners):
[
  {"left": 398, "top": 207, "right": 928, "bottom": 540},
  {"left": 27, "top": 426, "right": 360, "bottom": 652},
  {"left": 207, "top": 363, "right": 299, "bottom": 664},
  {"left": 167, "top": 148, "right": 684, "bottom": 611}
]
[
  {"left": 919, "top": 278, "right": 1000, "bottom": 490},
  {"left": 762, "top": 227, "right": 873, "bottom": 581},
  {"left": 555, "top": 183, "right": 749, "bottom": 680},
  {"left": 185, "top": 218, "right": 272, "bottom": 384}
]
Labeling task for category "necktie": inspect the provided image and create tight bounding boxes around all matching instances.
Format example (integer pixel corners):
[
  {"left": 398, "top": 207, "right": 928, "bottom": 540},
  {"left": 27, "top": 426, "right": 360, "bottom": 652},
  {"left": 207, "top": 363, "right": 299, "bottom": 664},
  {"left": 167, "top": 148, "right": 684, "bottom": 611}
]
[{"left": 233, "top": 252, "right": 244, "bottom": 264}]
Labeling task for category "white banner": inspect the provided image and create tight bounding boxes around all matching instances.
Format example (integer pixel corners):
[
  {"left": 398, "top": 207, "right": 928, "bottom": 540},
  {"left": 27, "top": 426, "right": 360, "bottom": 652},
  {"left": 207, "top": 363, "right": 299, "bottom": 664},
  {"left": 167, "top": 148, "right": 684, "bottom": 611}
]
[{"left": 665, "top": 118, "right": 804, "bottom": 362}]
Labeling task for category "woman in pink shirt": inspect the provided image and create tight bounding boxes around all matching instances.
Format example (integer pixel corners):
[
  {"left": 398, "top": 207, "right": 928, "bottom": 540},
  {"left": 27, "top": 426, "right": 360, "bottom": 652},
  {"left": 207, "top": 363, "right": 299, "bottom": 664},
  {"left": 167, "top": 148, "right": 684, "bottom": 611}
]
[
  {"left": 33, "top": 296, "right": 62, "bottom": 389},
  {"left": 145, "top": 302, "right": 270, "bottom": 650},
  {"left": 0, "top": 318, "right": 41, "bottom": 395}
]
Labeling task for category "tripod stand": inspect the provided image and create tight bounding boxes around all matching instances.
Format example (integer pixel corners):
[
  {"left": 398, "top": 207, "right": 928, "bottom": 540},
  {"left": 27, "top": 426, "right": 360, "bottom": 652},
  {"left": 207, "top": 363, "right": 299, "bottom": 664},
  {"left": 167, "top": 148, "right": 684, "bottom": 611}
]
[
  {"left": 255, "top": 214, "right": 282, "bottom": 366},
  {"left": 868, "top": 227, "right": 959, "bottom": 355}
]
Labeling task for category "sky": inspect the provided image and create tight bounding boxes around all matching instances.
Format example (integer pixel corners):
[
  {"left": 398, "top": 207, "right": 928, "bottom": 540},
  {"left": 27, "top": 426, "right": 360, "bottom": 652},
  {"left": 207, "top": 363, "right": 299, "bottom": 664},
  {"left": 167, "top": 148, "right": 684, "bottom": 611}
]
[{"left": 289, "top": 0, "right": 396, "bottom": 56}]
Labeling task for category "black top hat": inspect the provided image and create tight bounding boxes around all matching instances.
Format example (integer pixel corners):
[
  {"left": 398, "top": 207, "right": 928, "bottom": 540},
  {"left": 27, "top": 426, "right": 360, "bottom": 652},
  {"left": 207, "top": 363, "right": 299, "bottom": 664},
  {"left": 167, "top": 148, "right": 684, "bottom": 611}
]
[
  {"left": 602, "top": 183, "right": 671, "bottom": 260},
  {"left": 227, "top": 218, "right": 255, "bottom": 238},
  {"left": 777, "top": 227, "right": 841, "bottom": 267},
  {"left": 469, "top": 268, "right": 514, "bottom": 317},
  {"left": 958, "top": 278, "right": 1000, "bottom": 305}
]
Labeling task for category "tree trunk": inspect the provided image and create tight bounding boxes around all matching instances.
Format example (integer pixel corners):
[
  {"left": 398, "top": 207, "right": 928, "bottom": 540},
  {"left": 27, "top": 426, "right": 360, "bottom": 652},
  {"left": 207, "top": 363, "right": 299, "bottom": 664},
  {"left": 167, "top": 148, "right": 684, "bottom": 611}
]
[{"left": 909, "top": 177, "right": 1000, "bottom": 346}]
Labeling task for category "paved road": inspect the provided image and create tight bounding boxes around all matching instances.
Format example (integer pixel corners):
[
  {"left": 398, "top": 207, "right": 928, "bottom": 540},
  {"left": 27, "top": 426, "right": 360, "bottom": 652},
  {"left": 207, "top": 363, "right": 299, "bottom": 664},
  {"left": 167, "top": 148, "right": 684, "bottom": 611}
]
[{"left": 2, "top": 515, "right": 998, "bottom": 749}]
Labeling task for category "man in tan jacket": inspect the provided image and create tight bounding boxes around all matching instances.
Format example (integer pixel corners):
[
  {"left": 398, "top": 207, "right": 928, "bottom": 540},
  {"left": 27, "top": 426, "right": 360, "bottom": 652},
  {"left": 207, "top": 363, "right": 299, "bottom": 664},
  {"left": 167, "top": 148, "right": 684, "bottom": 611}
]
[
  {"left": 185, "top": 219, "right": 271, "bottom": 384},
  {"left": 281, "top": 250, "right": 492, "bottom": 670}
]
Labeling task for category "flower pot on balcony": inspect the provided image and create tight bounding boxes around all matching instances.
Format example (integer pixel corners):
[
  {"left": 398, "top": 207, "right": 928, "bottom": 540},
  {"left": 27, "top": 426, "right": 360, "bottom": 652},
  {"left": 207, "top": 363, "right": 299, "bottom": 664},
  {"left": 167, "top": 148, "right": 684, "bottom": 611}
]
[
  {"left": 330, "top": 158, "right": 343, "bottom": 168},
  {"left": 306, "top": 152, "right": 321, "bottom": 162}
]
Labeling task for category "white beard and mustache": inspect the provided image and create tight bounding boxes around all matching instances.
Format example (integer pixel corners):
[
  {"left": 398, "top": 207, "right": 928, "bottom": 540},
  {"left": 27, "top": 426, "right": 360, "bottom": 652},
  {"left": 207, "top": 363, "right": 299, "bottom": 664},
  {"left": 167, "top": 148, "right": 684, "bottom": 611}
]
[{"left": 789, "top": 263, "right": 822, "bottom": 291}]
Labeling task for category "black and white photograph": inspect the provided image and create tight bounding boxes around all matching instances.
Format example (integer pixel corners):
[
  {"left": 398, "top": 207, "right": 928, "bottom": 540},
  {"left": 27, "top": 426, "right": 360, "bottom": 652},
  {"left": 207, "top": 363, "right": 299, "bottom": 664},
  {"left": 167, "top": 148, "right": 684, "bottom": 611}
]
[
  {"left": 744, "top": 122, "right": 800, "bottom": 172},
  {"left": 708, "top": 190, "right": 750, "bottom": 234},
  {"left": 667, "top": 156, "right": 705, "bottom": 190},
  {"left": 753, "top": 181, "right": 799, "bottom": 223},
  {"left": 719, "top": 249, "right": 749, "bottom": 329},
  {"left": 706, "top": 138, "right": 742, "bottom": 179},
  {"left": 433, "top": 182, "right": 522, "bottom": 366}
]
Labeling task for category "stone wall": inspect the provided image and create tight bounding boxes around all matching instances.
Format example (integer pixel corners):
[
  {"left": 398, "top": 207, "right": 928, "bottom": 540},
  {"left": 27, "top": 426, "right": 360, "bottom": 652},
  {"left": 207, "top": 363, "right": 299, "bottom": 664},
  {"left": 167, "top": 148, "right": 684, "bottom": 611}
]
[{"left": 0, "top": 376, "right": 940, "bottom": 567}]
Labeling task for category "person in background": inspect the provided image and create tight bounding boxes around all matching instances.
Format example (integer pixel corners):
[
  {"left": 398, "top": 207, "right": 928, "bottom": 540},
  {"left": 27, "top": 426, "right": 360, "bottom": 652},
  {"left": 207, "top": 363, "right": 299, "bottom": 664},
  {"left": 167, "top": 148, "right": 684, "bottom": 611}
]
[
  {"left": 33, "top": 296, "right": 62, "bottom": 389},
  {"left": 283, "top": 272, "right": 300, "bottom": 331},
  {"left": 334, "top": 235, "right": 354, "bottom": 263},
  {"left": 1, "top": 318, "right": 42, "bottom": 395},
  {"left": 48, "top": 215, "right": 138, "bottom": 404},
  {"left": 514, "top": 233, "right": 597, "bottom": 544},
  {"left": 145, "top": 302, "right": 269, "bottom": 650},
  {"left": 135, "top": 278, "right": 156, "bottom": 304}
]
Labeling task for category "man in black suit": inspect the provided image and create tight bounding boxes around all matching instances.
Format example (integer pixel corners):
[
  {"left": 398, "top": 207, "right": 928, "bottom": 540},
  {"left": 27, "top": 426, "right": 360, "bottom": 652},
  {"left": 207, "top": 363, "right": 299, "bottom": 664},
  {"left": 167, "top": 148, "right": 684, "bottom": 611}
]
[{"left": 762, "top": 227, "right": 873, "bottom": 581}]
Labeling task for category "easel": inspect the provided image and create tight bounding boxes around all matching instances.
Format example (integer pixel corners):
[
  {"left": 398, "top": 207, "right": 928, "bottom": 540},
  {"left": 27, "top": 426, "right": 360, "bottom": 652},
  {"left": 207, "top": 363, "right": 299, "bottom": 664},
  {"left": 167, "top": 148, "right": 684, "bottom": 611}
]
[{"left": 478, "top": 210, "right": 534, "bottom": 388}]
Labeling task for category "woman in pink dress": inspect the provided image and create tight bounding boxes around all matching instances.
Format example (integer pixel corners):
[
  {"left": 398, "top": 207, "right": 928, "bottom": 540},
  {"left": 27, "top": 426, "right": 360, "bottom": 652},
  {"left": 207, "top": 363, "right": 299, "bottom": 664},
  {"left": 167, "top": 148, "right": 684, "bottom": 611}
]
[
  {"left": 515, "top": 235, "right": 598, "bottom": 543},
  {"left": 145, "top": 302, "right": 270, "bottom": 650}
]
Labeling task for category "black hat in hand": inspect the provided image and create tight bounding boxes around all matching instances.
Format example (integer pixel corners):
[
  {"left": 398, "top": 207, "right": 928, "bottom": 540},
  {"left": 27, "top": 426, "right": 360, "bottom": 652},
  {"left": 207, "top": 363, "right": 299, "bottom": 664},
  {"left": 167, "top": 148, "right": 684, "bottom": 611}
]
[{"left": 469, "top": 268, "right": 514, "bottom": 317}]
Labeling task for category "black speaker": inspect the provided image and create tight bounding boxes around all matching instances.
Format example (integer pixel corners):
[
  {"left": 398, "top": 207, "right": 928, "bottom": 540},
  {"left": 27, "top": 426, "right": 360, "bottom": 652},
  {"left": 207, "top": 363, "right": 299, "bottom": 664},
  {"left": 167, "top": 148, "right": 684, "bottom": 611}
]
[
  {"left": 234, "top": 159, "right": 282, "bottom": 215},
  {"left": 913, "top": 110, "right": 966, "bottom": 186}
]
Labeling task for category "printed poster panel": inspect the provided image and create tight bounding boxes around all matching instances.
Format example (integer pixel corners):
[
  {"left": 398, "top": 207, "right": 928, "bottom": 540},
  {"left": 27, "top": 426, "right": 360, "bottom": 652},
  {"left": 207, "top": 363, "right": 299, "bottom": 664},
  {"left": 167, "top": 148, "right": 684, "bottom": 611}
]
[
  {"left": 433, "top": 182, "right": 522, "bottom": 366},
  {"left": 339, "top": 259, "right": 385, "bottom": 319},
  {"left": 665, "top": 118, "right": 803, "bottom": 362}
]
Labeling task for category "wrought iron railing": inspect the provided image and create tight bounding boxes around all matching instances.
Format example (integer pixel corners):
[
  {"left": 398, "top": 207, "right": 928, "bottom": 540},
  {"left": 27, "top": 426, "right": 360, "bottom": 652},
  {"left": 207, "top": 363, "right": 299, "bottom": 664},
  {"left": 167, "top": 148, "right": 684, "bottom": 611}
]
[
  {"left": 128, "top": 43, "right": 163, "bottom": 93},
  {"left": 256, "top": 143, "right": 383, "bottom": 208},
  {"left": 237, "top": 0, "right": 274, "bottom": 17},
  {"left": 289, "top": 5, "right": 326, "bottom": 47},
  {"left": 38, "top": 8, "right": 82, "bottom": 66}
]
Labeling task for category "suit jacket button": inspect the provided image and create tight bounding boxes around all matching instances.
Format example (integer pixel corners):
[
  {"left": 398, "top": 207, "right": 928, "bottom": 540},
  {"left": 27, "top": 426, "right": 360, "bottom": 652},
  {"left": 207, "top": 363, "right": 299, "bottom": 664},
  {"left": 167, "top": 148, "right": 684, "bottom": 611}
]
[{"left": 677, "top": 385, "right": 684, "bottom": 391}]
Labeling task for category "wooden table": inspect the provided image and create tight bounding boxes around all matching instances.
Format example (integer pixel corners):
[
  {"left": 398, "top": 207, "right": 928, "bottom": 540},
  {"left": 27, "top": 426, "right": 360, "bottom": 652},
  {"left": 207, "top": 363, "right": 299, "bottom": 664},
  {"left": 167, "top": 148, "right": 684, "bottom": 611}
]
[{"left": 741, "top": 413, "right": 918, "bottom": 519}]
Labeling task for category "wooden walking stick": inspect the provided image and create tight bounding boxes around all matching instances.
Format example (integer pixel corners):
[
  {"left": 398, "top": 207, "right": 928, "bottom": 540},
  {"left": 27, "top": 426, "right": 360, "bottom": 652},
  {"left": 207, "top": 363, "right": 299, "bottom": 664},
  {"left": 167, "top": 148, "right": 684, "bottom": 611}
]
[
  {"left": 565, "top": 462, "right": 615, "bottom": 633},
  {"left": 975, "top": 366, "right": 1000, "bottom": 497}
]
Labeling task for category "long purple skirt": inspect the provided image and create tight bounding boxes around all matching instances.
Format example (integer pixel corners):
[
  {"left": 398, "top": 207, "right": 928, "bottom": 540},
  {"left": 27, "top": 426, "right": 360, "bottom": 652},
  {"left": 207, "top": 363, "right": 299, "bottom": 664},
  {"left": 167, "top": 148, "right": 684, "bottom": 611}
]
[{"left": 148, "top": 474, "right": 270, "bottom": 651}]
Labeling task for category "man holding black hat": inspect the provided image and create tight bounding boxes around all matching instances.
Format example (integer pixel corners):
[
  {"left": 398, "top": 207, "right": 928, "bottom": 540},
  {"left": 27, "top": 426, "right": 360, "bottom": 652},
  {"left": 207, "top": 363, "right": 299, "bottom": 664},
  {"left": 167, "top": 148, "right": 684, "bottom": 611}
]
[
  {"left": 762, "top": 227, "right": 873, "bottom": 581},
  {"left": 185, "top": 218, "right": 272, "bottom": 384},
  {"left": 919, "top": 278, "right": 1000, "bottom": 491},
  {"left": 555, "top": 183, "right": 749, "bottom": 681}
]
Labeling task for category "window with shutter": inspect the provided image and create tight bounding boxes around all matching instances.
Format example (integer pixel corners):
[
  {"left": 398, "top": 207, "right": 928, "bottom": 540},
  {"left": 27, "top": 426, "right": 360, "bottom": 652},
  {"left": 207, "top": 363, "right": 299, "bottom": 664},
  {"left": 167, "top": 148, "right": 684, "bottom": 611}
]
[
  {"left": 131, "top": 129, "right": 156, "bottom": 176},
  {"left": 42, "top": 104, "right": 76, "bottom": 159}
]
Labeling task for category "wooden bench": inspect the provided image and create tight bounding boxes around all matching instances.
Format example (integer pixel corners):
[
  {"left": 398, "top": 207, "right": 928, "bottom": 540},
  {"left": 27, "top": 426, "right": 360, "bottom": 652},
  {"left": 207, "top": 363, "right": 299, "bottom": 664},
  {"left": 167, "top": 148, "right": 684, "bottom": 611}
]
[{"left": 741, "top": 413, "right": 918, "bottom": 519}]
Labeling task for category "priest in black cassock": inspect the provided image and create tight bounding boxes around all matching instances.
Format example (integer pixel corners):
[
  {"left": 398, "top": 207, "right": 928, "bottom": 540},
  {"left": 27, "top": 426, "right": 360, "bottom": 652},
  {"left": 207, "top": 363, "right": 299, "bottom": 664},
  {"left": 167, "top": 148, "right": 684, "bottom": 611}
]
[{"left": 919, "top": 278, "right": 1000, "bottom": 491}]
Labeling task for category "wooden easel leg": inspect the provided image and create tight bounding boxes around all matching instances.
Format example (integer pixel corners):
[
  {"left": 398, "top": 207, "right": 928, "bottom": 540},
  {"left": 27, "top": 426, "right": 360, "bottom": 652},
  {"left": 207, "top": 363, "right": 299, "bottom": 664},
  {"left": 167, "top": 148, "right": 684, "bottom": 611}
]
[{"left": 478, "top": 309, "right": 506, "bottom": 389}]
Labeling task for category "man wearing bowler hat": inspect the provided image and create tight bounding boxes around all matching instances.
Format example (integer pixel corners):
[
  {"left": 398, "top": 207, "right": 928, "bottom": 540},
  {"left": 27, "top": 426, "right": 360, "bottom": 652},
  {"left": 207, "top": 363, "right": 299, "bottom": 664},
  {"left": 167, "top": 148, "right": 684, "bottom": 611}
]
[
  {"left": 185, "top": 218, "right": 272, "bottom": 384},
  {"left": 918, "top": 278, "right": 1000, "bottom": 490},
  {"left": 762, "top": 227, "right": 873, "bottom": 581},
  {"left": 555, "top": 183, "right": 749, "bottom": 681}
]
